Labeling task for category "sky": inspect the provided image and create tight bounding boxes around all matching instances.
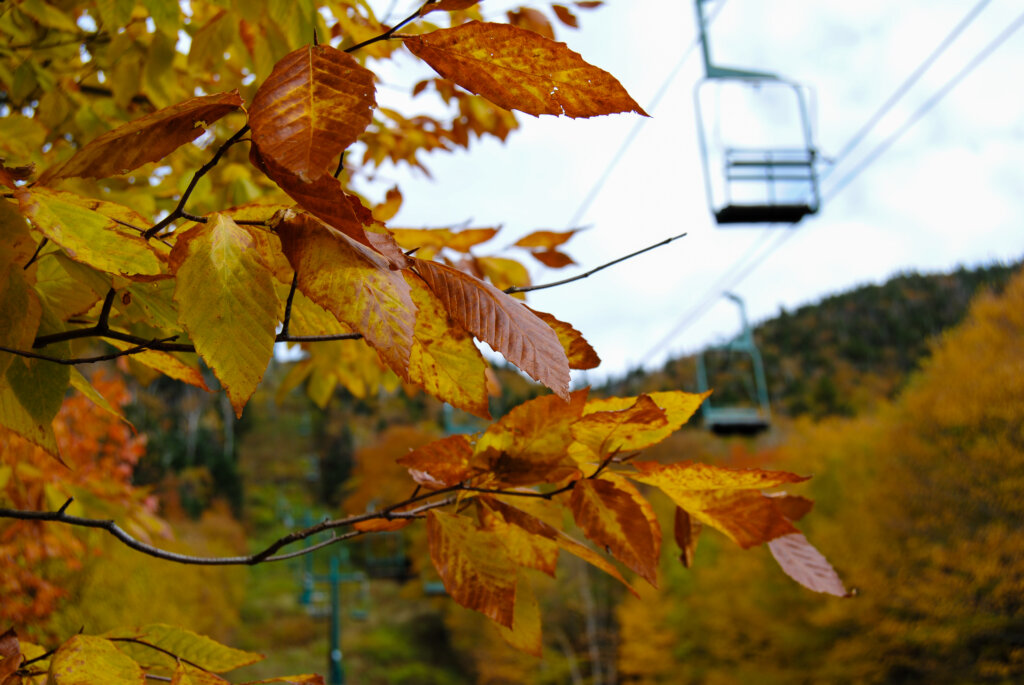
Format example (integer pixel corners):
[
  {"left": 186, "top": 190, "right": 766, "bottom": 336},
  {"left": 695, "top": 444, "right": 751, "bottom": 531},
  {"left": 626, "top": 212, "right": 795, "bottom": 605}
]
[{"left": 357, "top": 0, "right": 1024, "bottom": 383}]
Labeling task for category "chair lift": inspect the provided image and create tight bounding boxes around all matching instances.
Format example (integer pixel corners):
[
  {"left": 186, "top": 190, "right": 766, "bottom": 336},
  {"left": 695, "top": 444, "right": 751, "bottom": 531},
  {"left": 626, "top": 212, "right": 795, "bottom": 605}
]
[
  {"left": 694, "top": 0, "right": 821, "bottom": 225},
  {"left": 695, "top": 293, "right": 771, "bottom": 436}
]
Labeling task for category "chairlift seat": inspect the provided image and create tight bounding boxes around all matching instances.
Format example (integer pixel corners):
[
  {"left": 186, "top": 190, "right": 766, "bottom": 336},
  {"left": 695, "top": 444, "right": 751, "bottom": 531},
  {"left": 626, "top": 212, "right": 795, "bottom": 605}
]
[
  {"left": 715, "top": 203, "right": 816, "bottom": 225},
  {"left": 706, "top": 408, "right": 770, "bottom": 436}
]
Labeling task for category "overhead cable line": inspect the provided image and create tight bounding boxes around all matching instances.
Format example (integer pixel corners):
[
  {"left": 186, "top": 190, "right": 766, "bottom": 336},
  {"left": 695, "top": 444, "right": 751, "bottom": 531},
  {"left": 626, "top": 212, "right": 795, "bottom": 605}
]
[
  {"left": 641, "top": 2, "right": 1023, "bottom": 366},
  {"left": 564, "top": 0, "right": 730, "bottom": 228}
]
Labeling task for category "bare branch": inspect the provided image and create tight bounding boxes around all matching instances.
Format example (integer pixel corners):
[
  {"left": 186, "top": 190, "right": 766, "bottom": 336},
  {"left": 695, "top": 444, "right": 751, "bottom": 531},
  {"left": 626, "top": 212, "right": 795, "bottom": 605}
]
[
  {"left": 344, "top": 7, "right": 422, "bottom": 53},
  {"left": 143, "top": 125, "right": 251, "bottom": 239},
  {"left": 505, "top": 232, "right": 687, "bottom": 295}
]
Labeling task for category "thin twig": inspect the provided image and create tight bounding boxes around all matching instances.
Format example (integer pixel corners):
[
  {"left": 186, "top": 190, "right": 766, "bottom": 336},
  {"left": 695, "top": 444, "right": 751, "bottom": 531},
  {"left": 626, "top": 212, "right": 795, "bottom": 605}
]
[
  {"left": 23, "top": 238, "right": 48, "bottom": 269},
  {"left": 0, "top": 337, "right": 179, "bottom": 365},
  {"left": 505, "top": 232, "right": 687, "bottom": 295},
  {"left": 279, "top": 272, "right": 299, "bottom": 338},
  {"left": 344, "top": 7, "right": 422, "bottom": 53},
  {"left": 107, "top": 638, "right": 210, "bottom": 674},
  {"left": 143, "top": 125, "right": 250, "bottom": 239}
]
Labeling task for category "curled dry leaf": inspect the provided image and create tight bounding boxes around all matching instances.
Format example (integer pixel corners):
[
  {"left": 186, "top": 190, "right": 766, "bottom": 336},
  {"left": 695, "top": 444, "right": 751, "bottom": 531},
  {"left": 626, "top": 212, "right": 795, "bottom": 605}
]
[
  {"left": 249, "top": 45, "right": 376, "bottom": 183},
  {"left": 768, "top": 533, "right": 848, "bottom": 597},
  {"left": 403, "top": 22, "right": 648, "bottom": 118}
]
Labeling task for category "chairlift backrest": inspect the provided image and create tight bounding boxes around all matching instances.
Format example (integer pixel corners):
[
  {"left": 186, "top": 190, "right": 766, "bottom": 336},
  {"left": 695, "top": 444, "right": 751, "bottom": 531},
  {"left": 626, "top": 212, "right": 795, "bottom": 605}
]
[{"left": 693, "top": 0, "right": 821, "bottom": 226}]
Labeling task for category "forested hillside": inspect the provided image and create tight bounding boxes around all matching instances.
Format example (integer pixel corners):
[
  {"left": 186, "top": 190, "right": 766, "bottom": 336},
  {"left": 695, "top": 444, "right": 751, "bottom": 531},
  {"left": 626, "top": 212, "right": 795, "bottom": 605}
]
[{"left": 615, "top": 260, "right": 1020, "bottom": 419}]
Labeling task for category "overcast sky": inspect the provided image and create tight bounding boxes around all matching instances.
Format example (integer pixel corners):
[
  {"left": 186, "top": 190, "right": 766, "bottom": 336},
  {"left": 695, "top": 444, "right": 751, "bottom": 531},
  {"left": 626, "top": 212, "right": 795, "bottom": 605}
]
[{"left": 357, "top": 0, "right": 1024, "bottom": 383}]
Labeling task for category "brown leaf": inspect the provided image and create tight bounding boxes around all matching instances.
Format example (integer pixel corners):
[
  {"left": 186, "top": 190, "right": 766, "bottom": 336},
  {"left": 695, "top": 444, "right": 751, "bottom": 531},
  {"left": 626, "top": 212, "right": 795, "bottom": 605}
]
[
  {"left": 0, "top": 628, "right": 21, "bottom": 682},
  {"left": 249, "top": 45, "right": 375, "bottom": 183},
  {"left": 552, "top": 5, "right": 579, "bottom": 28},
  {"left": 38, "top": 91, "right": 243, "bottom": 184},
  {"left": 420, "top": 0, "right": 480, "bottom": 16},
  {"left": 479, "top": 501, "right": 560, "bottom": 577},
  {"left": 254, "top": 150, "right": 410, "bottom": 269},
  {"left": 571, "top": 478, "right": 660, "bottom": 585},
  {"left": 629, "top": 461, "right": 806, "bottom": 549},
  {"left": 768, "top": 533, "right": 848, "bottom": 597},
  {"left": 528, "top": 307, "right": 600, "bottom": 370},
  {"left": 415, "top": 258, "right": 569, "bottom": 398},
  {"left": 352, "top": 518, "right": 412, "bottom": 533},
  {"left": 397, "top": 434, "right": 475, "bottom": 488},
  {"left": 427, "top": 510, "right": 518, "bottom": 628},
  {"left": 767, "top": 492, "right": 815, "bottom": 522},
  {"left": 673, "top": 506, "right": 702, "bottom": 568},
  {"left": 473, "top": 390, "right": 587, "bottom": 486},
  {"left": 514, "top": 228, "right": 579, "bottom": 250},
  {"left": 405, "top": 274, "right": 491, "bottom": 418},
  {"left": 529, "top": 248, "right": 575, "bottom": 269},
  {"left": 275, "top": 212, "right": 417, "bottom": 379},
  {"left": 571, "top": 394, "right": 669, "bottom": 461},
  {"left": 506, "top": 8, "right": 555, "bottom": 39},
  {"left": 403, "top": 22, "right": 648, "bottom": 118}
]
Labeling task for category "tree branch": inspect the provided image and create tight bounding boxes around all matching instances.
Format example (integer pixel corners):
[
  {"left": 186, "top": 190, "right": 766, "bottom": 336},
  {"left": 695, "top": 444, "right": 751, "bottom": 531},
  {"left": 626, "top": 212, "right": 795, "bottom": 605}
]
[
  {"left": 143, "top": 125, "right": 251, "bottom": 239},
  {"left": 344, "top": 7, "right": 422, "bottom": 53},
  {"left": 505, "top": 232, "right": 687, "bottom": 295}
]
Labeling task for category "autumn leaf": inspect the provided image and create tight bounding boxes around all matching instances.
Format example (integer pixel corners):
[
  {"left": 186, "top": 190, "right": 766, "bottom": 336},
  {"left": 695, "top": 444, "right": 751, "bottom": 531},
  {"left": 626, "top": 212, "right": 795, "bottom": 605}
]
[
  {"left": 552, "top": 4, "right": 579, "bottom": 28},
  {"left": 420, "top": 0, "right": 480, "bottom": 16},
  {"left": 0, "top": 628, "right": 20, "bottom": 682},
  {"left": 496, "top": 569, "right": 543, "bottom": 657},
  {"left": 105, "top": 625, "right": 263, "bottom": 673},
  {"left": 249, "top": 45, "right": 376, "bottom": 183},
  {"left": 514, "top": 228, "right": 579, "bottom": 250},
  {"left": 528, "top": 308, "right": 600, "bottom": 370},
  {"left": 170, "top": 214, "right": 279, "bottom": 417},
  {"left": 571, "top": 394, "right": 667, "bottom": 459},
  {"left": 529, "top": 249, "right": 575, "bottom": 269},
  {"left": 427, "top": 509, "right": 517, "bottom": 628},
  {"left": 397, "top": 434, "right": 475, "bottom": 488},
  {"left": 415, "top": 258, "right": 569, "bottom": 399},
  {"left": 107, "top": 340, "right": 211, "bottom": 391},
  {"left": 171, "top": 662, "right": 230, "bottom": 685},
  {"left": 48, "top": 635, "right": 144, "bottom": 685},
  {"left": 570, "top": 478, "right": 660, "bottom": 585},
  {"left": 581, "top": 390, "right": 709, "bottom": 451},
  {"left": 629, "top": 461, "right": 806, "bottom": 549},
  {"left": 406, "top": 274, "right": 491, "bottom": 418},
  {"left": 1, "top": 325, "right": 69, "bottom": 458},
  {"left": 506, "top": 8, "right": 555, "bottom": 40},
  {"left": 275, "top": 212, "right": 417, "bottom": 379},
  {"left": 403, "top": 22, "right": 648, "bottom": 118},
  {"left": 768, "top": 533, "right": 848, "bottom": 597},
  {"left": 0, "top": 229, "right": 42, "bottom": 380},
  {"left": 673, "top": 506, "right": 702, "bottom": 568},
  {"left": 38, "top": 91, "right": 243, "bottom": 184},
  {"left": 479, "top": 499, "right": 560, "bottom": 577},
  {"left": 17, "top": 188, "right": 164, "bottom": 277},
  {"left": 473, "top": 391, "right": 588, "bottom": 486},
  {"left": 241, "top": 675, "right": 326, "bottom": 685}
]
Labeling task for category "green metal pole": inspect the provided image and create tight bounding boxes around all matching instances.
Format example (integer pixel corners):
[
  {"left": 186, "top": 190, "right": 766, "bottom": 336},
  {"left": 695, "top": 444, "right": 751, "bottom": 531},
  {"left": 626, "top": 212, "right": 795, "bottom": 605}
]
[{"left": 328, "top": 556, "right": 344, "bottom": 685}]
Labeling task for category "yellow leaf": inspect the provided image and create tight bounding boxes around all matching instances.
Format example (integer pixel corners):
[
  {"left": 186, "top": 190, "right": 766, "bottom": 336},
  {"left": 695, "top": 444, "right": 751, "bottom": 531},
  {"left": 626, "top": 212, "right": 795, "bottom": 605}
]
[
  {"left": 69, "top": 368, "right": 130, "bottom": 427},
  {"left": 427, "top": 509, "right": 518, "bottom": 629},
  {"left": 105, "top": 625, "right": 263, "bottom": 673},
  {"left": 629, "top": 461, "right": 806, "bottom": 548},
  {"left": 275, "top": 213, "right": 416, "bottom": 380},
  {"left": 479, "top": 500, "right": 560, "bottom": 577},
  {"left": 406, "top": 274, "right": 490, "bottom": 418},
  {"left": 171, "top": 214, "right": 279, "bottom": 416},
  {"left": 38, "top": 92, "right": 242, "bottom": 184},
  {"left": 570, "top": 478, "right": 660, "bottom": 585},
  {"left": 107, "top": 339, "right": 210, "bottom": 390},
  {"left": 48, "top": 635, "right": 144, "bottom": 685},
  {"left": 495, "top": 569, "right": 543, "bottom": 657},
  {"left": 0, "top": 228, "right": 41, "bottom": 380},
  {"left": 415, "top": 258, "right": 569, "bottom": 399},
  {"left": 580, "top": 390, "right": 709, "bottom": 451},
  {"left": 17, "top": 188, "right": 164, "bottom": 277},
  {"left": 171, "top": 662, "right": 230, "bottom": 685},
  {"left": 250, "top": 45, "right": 375, "bottom": 183},
  {"left": 403, "top": 22, "right": 648, "bottom": 118},
  {"left": 570, "top": 394, "right": 668, "bottom": 459}
]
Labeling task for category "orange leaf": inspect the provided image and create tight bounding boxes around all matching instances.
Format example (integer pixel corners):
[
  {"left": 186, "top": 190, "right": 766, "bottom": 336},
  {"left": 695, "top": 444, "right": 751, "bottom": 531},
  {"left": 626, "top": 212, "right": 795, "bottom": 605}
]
[
  {"left": 397, "top": 434, "right": 474, "bottom": 488},
  {"left": 768, "top": 533, "right": 848, "bottom": 597},
  {"left": 570, "top": 478, "right": 660, "bottom": 585},
  {"left": 496, "top": 569, "right": 543, "bottom": 657},
  {"left": 479, "top": 500, "right": 560, "bottom": 577},
  {"left": 673, "top": 506, "right": 702, "bottom": 568},
  {"left": 473, "top": 391, "right": 588, "bottom": 486},
  {"left": 275, "top": 212, "right": 417, "bottom": 379},
  {"left": 767, "top": 492, "right": 815, "bottom": 522},
  {"left": 420, "top": 0, "right": 480, "bottom": 16},
  {"left": 403, "top": 22, "right": 648, "bottom": 118},
  {"left": 552, "top": 4, "right": 579, "bottom": 28},
  {"left": 427, "top": 510, "right": 517, "bottom": 628},
  {"left": 249, "top": 45, "right": 375, "bottom": 183},
  {"left": 506, "top": 8, "right": 555, "bottom": 39},
  {"left": 38, "top": 91, "right": 243, "bottom": 184},
  {"left": 555, "top": 530, "right": 639, "bottom": 597},
  {"left": 254, "top": 151, "right": 409, "bottom": 268},
  {"left": 514, "top": 228, "right": 579, "bottom": 250},
  {"left": 405, "top": 274, "right": 491, "bottom": 418},
  {"left": 581, "top": 390, "right": 709, "bottom": 450},
  {"left": 528, "top": 308, "right": 600, "bottom": 370},
  {"left": 474, "top": 255, "right": 530, "bottom": 293},
  {"left": 570, "top": 394, "right": 667, "bottom": 458},
  {"left": 529, "top": 248, "right": 575, "bottom": 269},
  {"left": 371, "top": 186, "right": 402, "bottom": 223},
  {"left": 629, "top": 461, "right": 805, "bottom": 549},
  {"left": 415, "top": 258, "right": 569, "bottom": 398}
]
